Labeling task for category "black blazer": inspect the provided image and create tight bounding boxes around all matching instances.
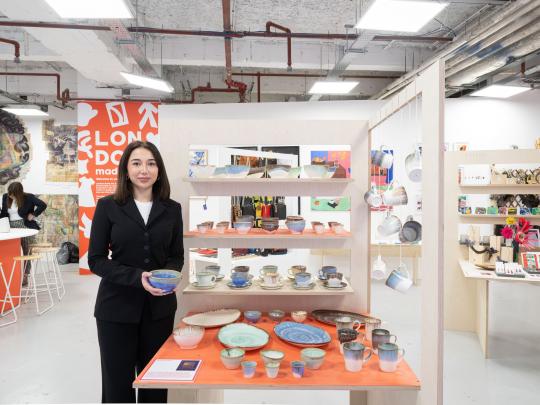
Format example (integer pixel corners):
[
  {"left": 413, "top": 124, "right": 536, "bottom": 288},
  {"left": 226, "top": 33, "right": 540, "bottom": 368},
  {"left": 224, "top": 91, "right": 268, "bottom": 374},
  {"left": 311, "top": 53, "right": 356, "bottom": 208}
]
[
  {"left": 88, "top": 195, "right": 184, "bottom": 323},
  {"left": 0, "top": 193, "right": 47, "bottom": 230}
]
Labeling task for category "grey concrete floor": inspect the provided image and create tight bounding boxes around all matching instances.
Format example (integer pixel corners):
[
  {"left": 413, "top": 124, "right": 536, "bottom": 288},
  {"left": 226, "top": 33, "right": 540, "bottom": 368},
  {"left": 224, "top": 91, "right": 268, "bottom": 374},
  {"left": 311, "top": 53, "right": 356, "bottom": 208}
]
[{"left": 1, "top": 265, "right": 539, "bottom": 404}]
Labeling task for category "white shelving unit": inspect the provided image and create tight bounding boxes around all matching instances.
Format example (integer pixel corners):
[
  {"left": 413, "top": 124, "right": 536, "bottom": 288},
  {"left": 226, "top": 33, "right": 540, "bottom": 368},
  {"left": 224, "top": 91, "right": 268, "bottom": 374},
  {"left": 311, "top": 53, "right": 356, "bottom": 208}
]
[{"left": 445, "top": 149, "right": 540, "bottom": 358}]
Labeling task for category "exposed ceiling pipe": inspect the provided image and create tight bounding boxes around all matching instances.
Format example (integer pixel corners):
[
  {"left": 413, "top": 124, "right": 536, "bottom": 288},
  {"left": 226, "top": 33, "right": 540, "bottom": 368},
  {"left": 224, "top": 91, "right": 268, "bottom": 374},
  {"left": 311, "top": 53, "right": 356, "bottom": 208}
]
[
  {"left": 0, "top": 37, "right": 21, "bottom": 63},
  {"left": 372, "top": 0, "right": 540, "bottom": 99},
  {"left": 445, "top": 7, "right": 540, "bottom": 74},
  {"left": 266, "top": 21, "right": 292, "bottom": 70},
  {"left": 446, "top": 30, "right": 540, "bottom": 87},
  {"left": 231, "top": 72, "right": 400, "bottom": 79},
  {"left": 221, "top": 0, "right": 247, "bottom": 102},
  {"left": 372, "top": 35, "right": 453, "bottom": 43},
  {"left": 0, "top": 71, "right": 62, "bottom": 102}
]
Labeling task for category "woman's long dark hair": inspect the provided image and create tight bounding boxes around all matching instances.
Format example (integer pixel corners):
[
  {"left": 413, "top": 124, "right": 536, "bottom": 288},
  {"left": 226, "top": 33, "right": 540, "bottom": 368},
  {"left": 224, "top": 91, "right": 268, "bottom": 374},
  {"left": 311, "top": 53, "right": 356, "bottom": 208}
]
[
  {"left": 7, "top": 181, "right": 25, "bottom": 209},
  {"left": 113, "top": 141, "right": 170, "bottom": 204}
]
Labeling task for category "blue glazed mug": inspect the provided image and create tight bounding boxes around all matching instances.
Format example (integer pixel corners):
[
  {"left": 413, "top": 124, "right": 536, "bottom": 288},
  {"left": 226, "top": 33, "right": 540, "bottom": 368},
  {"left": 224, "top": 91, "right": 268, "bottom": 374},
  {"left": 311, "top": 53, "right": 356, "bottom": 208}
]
[
  {"left": 291, "top": 361, "right": 305, "bottom": 378},
  {"left": 377, "top": 343, "right": 405, "bottom": 373},
  {"left": 231, "top": 272, "right": 248, "bottom": 287},
  {"left": 294, "top": 272, "right": 312, "bottom": 287},
  {"left": 318, "top": 265, "right": 337, "bottom": 280},
  {"left": 241, "top": 361, "right": 257, "bottom": 378},
  {"left": 343, "top": 342, "right": 372, "bottom": 372},
  {"left": 371, "top": 329, "right": 397, "bottom": 353}
]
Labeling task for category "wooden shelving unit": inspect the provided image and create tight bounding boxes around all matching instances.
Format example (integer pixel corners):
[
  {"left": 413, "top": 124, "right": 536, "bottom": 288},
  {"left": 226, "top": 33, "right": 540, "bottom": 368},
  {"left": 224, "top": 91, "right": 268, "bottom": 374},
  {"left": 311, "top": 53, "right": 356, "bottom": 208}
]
[
  {"left": 183, "top": 177, "right": 354, "bottom": 183},
  {"left": 458, "top": 214, "right": 540, "bottom": 224},
  {"left": 185, "top": 229, "right": 352, "bottom": 239}
]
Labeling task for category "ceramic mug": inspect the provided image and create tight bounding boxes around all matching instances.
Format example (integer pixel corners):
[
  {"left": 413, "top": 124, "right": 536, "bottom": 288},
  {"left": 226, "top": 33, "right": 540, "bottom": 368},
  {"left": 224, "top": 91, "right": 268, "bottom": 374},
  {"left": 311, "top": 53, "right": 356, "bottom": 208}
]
[
  {"left": 377, "top": 211, "right": 402, "bottom": 237},
  {"left": 231, "top": 272, "right": 248, "bottom": 287},
  {"left": 263, "top": 273, "right": 281, "bottom": 286},
  {"left": 364, "top": 318, "right": 382, "bottom": 341},
  {"left": 405, "top": 147, "right": 422, "bottom": 182},
  {"left": 371, "top": 329, "right": 397, "bottom": 353},
  {"left": 288, "top": 265, "right": 306, "bottom": 277},
  {"left": 327, "top": 272, "right": 343, "bottom": 287},
  {"left": 343, "top": 342, "right": 373, "bottom": 372},
  {"left": 260, "top": 265, "right": 278, "bottom": 277},
  {"left": 291, "top": 361, "right": 305, "bottom": 378},
  {"left": 338, "top": 329, "right": 365, "bottom": 354},
  {"left": 385, "top": 265, "right": 413, "bottom": 293},
  {"left": 371, "top": 145, "right": 394, "bottom": 169},
  {"left": 399, "top": 215, "right": 422, "bottom": 243},
  {"left": 335, "top": 316, "right": 362, "bottom": 332},
  {"left": 382, "top": 181, "right": 408, "bottom": 206},
  {"left": 196, "top": 271, "right": 216, "bottom": 286},
  {"left": 372, "top": 254, "right": 387, "bottom": 280},
  {"left": 378, "top": 343, "right": 405, "bottom": 373},
  {"left": 204, "top": 265, "right": 221, "bottom": 276},
  {"left": 294, "top": 272, "right": 312, "bottom": 287},
  {"left": 364, "top": 184, "right": 383, "bottom": 208},
  {"left": 318, "top": 265, "right": 337, "bottom": 280}
]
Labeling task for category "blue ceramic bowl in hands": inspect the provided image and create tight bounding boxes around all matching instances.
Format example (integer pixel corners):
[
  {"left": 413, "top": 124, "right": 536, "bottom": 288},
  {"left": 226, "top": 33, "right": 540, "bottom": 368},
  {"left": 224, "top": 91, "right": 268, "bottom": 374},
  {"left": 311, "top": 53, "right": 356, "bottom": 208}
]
[{"left": 149, "top": 269, "right": 181, "bottom": 292}]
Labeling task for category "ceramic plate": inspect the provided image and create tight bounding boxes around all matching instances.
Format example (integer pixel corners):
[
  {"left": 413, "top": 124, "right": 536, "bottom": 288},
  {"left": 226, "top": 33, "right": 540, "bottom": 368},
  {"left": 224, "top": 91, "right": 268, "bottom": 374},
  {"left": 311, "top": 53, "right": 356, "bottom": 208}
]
[
  {"left": 274, "top": 321, "right": 331, "bottom": 347},
  {"left": 292, "top": 282, "right": 315, "bottom": 290},
  {"left": 215, "top": 274, "right": 225, "bottom": 281},
  {"left": 226, "top": 281, "right": 252, "bottom": 289},
  {"left": 218, "top": 323, "right": 270, "bottom": 350},
  {"left": 321, "top": 281, "right": 348, "bottom": 289},
  {"left": 191, "top": 282, "right": 217, "bottom": 290},
  {"left": 182, "top": 309, "right": 241, "bottom": 328},
  {"left": 258, "top": 282, "right": 284, "bottom": 290},
  {"left": 311, "top": 310, "right": 376, "bottom": 326}
]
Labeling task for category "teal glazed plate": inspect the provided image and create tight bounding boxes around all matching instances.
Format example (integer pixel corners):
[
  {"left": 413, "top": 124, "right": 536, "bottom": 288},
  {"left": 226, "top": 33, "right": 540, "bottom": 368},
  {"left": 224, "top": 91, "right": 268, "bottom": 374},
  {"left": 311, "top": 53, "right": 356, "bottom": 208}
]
[
  {"left": 218, "top": 323, "right": 270, "bottom": 350},
  {"left": 274, "top": 321, "right": 331, "bottom": 347}
]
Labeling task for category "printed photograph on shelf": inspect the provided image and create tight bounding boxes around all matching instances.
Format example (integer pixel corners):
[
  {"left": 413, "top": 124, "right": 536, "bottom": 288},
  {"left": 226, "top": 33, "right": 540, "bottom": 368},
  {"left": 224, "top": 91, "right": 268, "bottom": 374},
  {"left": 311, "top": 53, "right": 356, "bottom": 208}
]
[
  {"left": 453, "top": 142, "right": 469, "bottom": 151},
  {"left": 310, "top": 150, "right": 351, "bottom": 210},
  {"left": 311, "top": 197, "right": 351, "bottom": 212},
  {"left": 43, "top": 120, "right": 78, "bottom": 183},
  {"left": 188, "top": 150, "right": 208, "bottom": 177}
]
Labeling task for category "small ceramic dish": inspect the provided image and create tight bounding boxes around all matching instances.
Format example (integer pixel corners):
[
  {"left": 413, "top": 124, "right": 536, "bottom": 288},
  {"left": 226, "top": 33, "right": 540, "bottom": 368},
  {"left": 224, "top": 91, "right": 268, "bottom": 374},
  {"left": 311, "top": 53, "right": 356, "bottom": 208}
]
[
  {"left": 291, "top": 310, "right": 307, "bottom": 323},
  {"left": 220, "top": 348, "right": 245, "bottom": 369},
  {"left": 292, "top": 282, "right": 315, "bottom": 290},
  {"left": 234, "top": 221, "right": 253, "bottom": 234},
  {"left": 303, "top": 164, "right": 329, "bottom": 179},
  {"left": 260, "top": 349, "right": 285, "bottom": 365},
  {"left": 268, "top": 309, "right": 285, "bottom": 323},
  {"left": 191, "top": 281, "right": 216, "bottom": 289},
  {"left": 172, "top": 325, "right": 205, "bottom": 349},
  {"left": 300, "top": 348, "right": 326, "bottom": 369},
  {"left": 286, "top": 220, "right": 306, "bottom": 234},
  {"left": 197, "top": 223, "right": 210, "bottom": 234},
  {"left": 244, "top": 310, "right": 262, "bottom": 323}
]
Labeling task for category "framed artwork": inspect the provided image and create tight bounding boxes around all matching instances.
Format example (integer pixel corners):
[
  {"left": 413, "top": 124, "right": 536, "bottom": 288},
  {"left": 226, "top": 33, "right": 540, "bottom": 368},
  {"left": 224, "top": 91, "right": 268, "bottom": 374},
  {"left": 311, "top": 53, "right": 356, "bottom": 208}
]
[
  {"left": 311, "top": 197, "right": 351, "bottom": 212},
  {"left": 310, "top": 150, "right": 351, "bottom": 211},
  {"left": 188, "top": 150, "right": 208, "bottom": 177}
]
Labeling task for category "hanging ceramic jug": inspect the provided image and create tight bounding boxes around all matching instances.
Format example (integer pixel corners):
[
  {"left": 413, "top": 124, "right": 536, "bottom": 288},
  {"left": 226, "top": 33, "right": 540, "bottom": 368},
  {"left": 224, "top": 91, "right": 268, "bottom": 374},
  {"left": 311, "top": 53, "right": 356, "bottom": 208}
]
[
  {"left": 371, "top": 145, "right": 393, "bottom": 169},
  {"left": 405, "top": 147, "right": 422, "bottom": 182},
  {"left": 399, "top": 216, "right": 422, "bottom": 243},
  {"left": 364, "top": 184, "right": 383, "bottom": 207},
  {"left": 382, "top": 181, "right": 408, "bottom": 206}
]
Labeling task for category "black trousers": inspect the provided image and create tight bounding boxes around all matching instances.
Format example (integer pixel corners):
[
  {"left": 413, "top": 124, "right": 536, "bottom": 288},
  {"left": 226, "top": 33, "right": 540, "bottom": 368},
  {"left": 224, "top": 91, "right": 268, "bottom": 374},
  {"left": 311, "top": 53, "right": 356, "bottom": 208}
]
[{"left": 96, "top": 304, "right": 174, "bottom": 403}]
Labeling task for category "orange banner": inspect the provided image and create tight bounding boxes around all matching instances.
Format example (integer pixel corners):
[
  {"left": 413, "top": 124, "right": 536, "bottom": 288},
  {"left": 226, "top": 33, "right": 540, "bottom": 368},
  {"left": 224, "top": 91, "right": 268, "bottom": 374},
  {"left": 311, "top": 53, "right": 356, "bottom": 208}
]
[{"left": 78, "top": 101, "right": 159, "bottom": 274}]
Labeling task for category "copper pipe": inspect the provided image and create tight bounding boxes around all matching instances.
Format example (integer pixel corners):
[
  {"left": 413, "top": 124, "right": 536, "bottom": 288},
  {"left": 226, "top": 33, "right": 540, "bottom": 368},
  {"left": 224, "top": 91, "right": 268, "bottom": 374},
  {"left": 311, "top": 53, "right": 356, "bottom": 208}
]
[
  {"left": 222, "top": 0, "right": 232, "bottom": 82},
  {"left": 0, "top": 38, "right": 21, "bottom": 62},
  {"left": 266, "top": 21, "right": 292, "bottom": 70},
  {"left": 0, "top": 71, "right": 61, "bottom": 101}
]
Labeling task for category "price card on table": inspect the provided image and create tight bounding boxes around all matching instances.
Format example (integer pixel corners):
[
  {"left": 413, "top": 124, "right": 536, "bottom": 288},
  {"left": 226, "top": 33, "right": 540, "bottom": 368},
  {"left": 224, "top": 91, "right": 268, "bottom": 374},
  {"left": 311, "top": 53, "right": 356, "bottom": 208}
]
[{"left": 141, "top": 359, "right": 202, "bottom": 381}]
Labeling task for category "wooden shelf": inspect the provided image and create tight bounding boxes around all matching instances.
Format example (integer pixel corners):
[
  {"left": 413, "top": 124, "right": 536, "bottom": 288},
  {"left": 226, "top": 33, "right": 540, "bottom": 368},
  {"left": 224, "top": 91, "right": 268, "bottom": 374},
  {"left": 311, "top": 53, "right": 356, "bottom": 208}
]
[
  {"left": 458, "top": 214, "right": 540, "bottom": 224},
  {"left": 459, "top": 184, "right": 540, "bottom": 187},
  {"left": 185, "top": 229, "right": 352, "bottom": 239},
  {"left": 459, "top": 260, "right": 540, "bottom": 283},
  {"left": 183, "top": 177, "right": 353, "bottom": 183},
  {"left": 183, "top": 278, "right": 354, "bottom": 295},
  {"left": 458, "top": 184, "right": 540, "bottom": 194}
]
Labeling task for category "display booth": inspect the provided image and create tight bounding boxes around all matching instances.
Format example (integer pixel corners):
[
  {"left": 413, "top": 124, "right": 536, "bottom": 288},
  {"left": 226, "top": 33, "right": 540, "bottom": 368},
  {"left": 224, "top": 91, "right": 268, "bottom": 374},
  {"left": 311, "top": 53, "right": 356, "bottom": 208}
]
[{"left": 133, "top": 61, "right": 444, "bottom": 405}]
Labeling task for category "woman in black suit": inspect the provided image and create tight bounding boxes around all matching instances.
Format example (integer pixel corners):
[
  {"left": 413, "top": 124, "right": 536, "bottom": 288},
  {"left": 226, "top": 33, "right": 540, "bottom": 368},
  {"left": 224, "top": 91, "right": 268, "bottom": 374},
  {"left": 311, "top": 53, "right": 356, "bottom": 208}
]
[
  {"left": 88, "top": 141, "right": 183, "bottom": 403},
  {"left": 1, "top": 182, "right": 47, "bottom": 282}
]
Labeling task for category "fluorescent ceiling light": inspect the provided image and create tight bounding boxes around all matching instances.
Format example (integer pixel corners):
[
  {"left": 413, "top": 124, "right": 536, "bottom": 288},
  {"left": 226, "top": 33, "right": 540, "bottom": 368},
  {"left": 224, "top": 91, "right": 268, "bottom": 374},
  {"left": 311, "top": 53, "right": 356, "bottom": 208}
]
[
  {"left": 355, "top": 0, "right": 448, "bottom": 32},
  {"left": 309, "top": 81, "right": 359, "bottom": 95},
  {"left": 120, "top": 72, "right": 174, "bottom": 93},
  {"left": 470, "top": 85, "right": 531, "bottom": 98},
  {"left": 44, "top": 0, "right": 133, "bottom": 19},
  {"left": 2, "top": 107, "right": 49, "bottom": 117}
]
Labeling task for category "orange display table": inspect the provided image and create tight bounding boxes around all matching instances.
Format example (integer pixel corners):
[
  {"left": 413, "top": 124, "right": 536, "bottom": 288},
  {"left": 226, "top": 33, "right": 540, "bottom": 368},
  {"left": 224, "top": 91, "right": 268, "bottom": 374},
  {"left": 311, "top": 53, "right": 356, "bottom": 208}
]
[
  {"left": 134, "top": 316, "right": 420, "bottom": 391},
  {"left": 0, "top": 229, "right": 38, "bottom": 310}
]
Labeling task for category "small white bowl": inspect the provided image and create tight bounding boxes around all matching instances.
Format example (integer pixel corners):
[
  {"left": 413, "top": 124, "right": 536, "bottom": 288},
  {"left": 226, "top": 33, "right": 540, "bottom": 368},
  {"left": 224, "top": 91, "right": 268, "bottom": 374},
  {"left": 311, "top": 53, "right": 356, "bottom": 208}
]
[
  {"left": 291, "top": 310, "right": 307, "bottom": 323},
  {"left": 173, "top": 326, "right": 205, "bottom": 349}
]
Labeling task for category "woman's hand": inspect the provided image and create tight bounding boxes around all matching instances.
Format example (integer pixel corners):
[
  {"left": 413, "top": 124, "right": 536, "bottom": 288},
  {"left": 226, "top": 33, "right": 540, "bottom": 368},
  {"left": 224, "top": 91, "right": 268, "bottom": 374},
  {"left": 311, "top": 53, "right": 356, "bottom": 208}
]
[
  {"left": 27, "top": 214, "right": 35, "bottom": 221},
  {"left": 141, "top": 272, "right": 173, "bottom": 296}
]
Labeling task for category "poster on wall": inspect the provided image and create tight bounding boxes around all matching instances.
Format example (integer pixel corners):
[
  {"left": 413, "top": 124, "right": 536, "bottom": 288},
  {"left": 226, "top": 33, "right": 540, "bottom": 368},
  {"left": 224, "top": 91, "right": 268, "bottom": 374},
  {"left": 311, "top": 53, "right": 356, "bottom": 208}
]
[
  {"left": 36, "top": 194, "right": 79, "bottom": 247},
  {"left": 78, "top": 101, "right": 159, "bottom": 274},
  {"left": 310, "top": 150, "right": 351, "bottom": 211},
  {"left": 0, "top": 110, "right": 31, "bottom": 190},
  {"left": 43, "top": 120, "right": 78, "bottom": 183},
  {"left": 370, "top": 149, "right": 394, "bottom": 212}
]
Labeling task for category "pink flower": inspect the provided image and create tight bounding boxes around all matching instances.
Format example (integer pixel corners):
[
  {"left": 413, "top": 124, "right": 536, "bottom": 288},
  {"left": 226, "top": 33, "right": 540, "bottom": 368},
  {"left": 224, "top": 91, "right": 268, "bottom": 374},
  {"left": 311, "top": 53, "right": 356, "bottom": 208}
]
[{"left": 501, "top": 226, "right": 514, "bottom": 239}]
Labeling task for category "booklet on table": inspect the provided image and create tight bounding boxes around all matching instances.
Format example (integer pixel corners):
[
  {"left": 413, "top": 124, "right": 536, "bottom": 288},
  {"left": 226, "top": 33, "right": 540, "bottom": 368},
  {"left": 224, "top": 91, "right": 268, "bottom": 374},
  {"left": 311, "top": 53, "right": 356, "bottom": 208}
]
[{"left": 141, "top": 359, "right": 202, "bottom": 381}]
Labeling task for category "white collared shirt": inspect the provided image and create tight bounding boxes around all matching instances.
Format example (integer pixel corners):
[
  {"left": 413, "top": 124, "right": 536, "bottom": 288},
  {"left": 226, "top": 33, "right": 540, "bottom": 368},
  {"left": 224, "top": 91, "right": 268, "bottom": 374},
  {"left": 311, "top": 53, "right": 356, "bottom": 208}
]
[{"left": 134, "top": 199, "right": 153, "bottom": 225}]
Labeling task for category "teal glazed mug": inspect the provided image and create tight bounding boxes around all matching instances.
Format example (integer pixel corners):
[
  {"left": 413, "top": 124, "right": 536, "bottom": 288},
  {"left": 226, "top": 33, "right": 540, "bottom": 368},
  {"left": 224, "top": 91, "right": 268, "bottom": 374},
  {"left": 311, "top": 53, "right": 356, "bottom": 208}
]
[
  {"left": 378, "top": 343, "right": 405, "bottom": 373},
  {"left": 371, "top": 328, "right": 397, "bottom": 353}
]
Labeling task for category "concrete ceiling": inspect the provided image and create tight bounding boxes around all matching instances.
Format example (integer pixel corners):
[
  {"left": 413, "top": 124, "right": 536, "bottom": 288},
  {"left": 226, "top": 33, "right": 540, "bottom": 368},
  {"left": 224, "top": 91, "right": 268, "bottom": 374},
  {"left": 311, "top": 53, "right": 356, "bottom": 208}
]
[{"left": 0, "top": 0, "right": 524, "bottom": 102}]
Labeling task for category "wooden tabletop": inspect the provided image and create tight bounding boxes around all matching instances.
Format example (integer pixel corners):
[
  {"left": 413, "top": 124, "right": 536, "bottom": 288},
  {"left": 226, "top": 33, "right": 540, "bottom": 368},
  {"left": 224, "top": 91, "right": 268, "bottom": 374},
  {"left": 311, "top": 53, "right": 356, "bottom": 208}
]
[{"left": 134, "top": 316, "right": 420, "bottom": 391}]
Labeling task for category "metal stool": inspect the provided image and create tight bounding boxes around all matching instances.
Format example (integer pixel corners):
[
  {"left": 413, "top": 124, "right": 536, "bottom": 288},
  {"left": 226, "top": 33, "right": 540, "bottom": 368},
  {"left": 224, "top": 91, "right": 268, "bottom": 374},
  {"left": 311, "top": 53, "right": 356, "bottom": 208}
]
[
  {"left": 33, "top": 247, "right": 65, "bottom": 300},
  {"left": 29, "top": 242, "right": 52, "bottom": 253},
  {"left": 9, "top": 255, "right": 54, "bottom": 315},
  {"left": 0, "top": 262, "right": 17, "bottom": 327}
]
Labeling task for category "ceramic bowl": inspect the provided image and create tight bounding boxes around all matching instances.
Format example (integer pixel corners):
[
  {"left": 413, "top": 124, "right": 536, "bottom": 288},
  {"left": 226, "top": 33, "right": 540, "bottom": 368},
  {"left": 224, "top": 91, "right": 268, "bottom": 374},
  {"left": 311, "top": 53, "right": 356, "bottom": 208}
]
[
  {"left": 197, "top": 223, "right": 210, "bottom": 234},
  {"left": 313, "top": 224, "right": 325, "bottom": 234},
  {"left": 291, "top": 310, "right": 307, "bottom": 323},
  {"left": 331, "top": 223, "right": 345, "bottom": 234},
  {"left": 172, "top": 326, "right": 205, "bottom": 349},
  {"left": 213, "top": 167, "right": 227, "bottom": 178},
  {"left": 268, "top": 309, "right": 285, "bottom": 323},
  {"left": 261, "top": 222, "right": 279, "bottom": 233},
  {"left": 220, "top": 348, "right": 245, "bottom": 370},
  {"left": 215, "top": 223, "right": 229, "bottom": 234},
  {"left": 286, "top": 215, "right": 304, "bottom": 222},
  {"left": 225, "top": 165, "right": 250, "bottom": 178},
  {"left": 300, "top": 348, "right": 326, "bottom": 369},
  {"left": 234, "top": 221, "right": 253, "bottom": 234},
  {"left": 326, "top": 166, "right": 338, "bottom": 178},
  {"left": 268, "top": 165, "right": 291, "bottom": 179},
  {"left": 288, "top": 167, "right": 301, "bottom": 178},
  {"left": 190, "top": 165, "right": 215, "bottom": 178},
  {"left": 247, "top": 167, "right": 265, "bottom": 178},
  {"left": 286, "top": 220, "right": 306, "bottom": 234},
  {"left": 237, "top": 215, "right": 255, "bottom": 224},
  {"left": 201, "top": 221, "right": 214, "bottom": 229},
  {"left": 303, "top": 164, "right": 329, "bottom": 179},
  {"left": 244, "top": 310, "right": 262, "bottom": 323},
  {"left": 260, "top": 349, "right": 285, "bottom": 365},
  {"left": 148, "top": 269, "right": 181, "bottom": 292}
]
